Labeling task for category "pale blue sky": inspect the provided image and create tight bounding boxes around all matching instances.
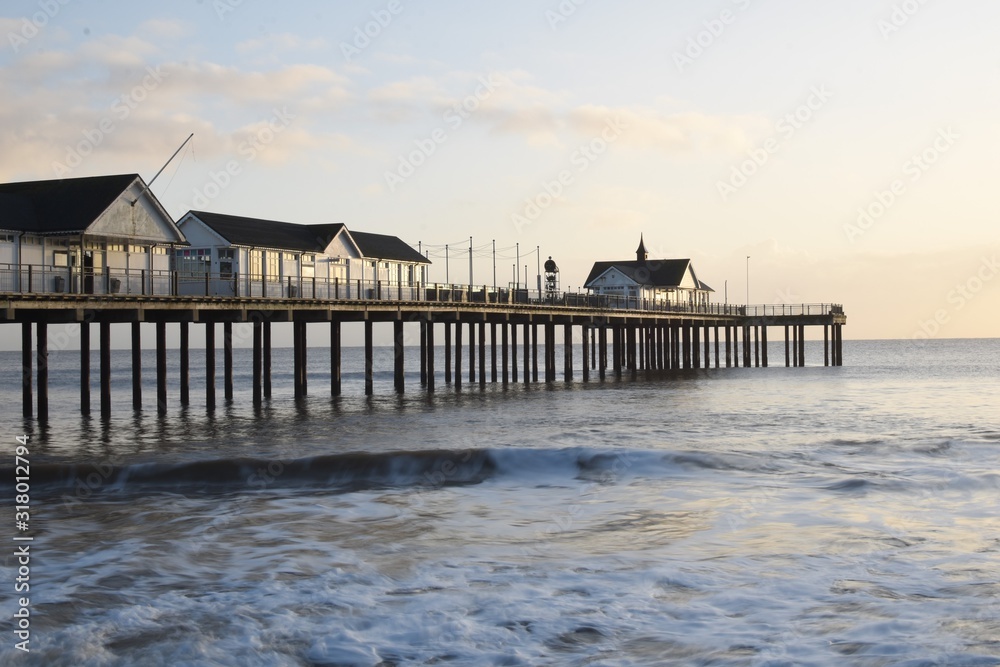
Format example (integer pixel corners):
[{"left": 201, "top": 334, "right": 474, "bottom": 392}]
[{"left": 2, "top": 0, "right": 998, "bottom": 340}]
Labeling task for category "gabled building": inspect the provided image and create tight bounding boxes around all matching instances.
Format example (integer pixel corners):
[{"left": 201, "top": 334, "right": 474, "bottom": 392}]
[
  {"left": 0, "top": 173, "right": 186, "bottom": 294},
  {"left": 584, "top": 236, "right": 714, "bottom": 307},
  {"left": 175, "top": 211, "right": 430, "bottom": 298}
]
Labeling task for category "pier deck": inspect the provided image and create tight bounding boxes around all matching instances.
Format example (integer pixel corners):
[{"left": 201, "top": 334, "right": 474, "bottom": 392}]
[{"left": 3, "top": 288, "right": 846, "bottom": 420}]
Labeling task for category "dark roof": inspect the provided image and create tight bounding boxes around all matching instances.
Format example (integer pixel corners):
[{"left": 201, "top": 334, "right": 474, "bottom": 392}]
[
  {"left": 584, "top": 259, "right": 694, "bottom": 288},
  {"left": 188, "top": 211, "right": 345, "bottom": 253},
  {"left": 187, "top": 211, "right": 430, "bottom": 263},
  {"left": 0, "top": 173, "right": 139, "bottom": 234},
  {"left": 351, "top": 230, "right": 429, "bottom": 264}
]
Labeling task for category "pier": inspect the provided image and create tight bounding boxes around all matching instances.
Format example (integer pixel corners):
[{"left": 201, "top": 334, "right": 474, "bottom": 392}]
[{"left": 4, "top": 276, "right": 845, "bottom": 420}]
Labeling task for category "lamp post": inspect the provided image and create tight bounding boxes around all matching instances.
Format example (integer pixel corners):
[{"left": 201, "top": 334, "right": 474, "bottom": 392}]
[{"left": 746, "top": 255, "right": 750, "bottom": 308}]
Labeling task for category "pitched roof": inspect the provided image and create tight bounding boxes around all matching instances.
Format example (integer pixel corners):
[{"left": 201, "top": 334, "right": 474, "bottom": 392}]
[
  {"left": 186, "top": 211, "right": 430, "bottom": 264},
  {"left": 187, "top": 211, "right": 345, "bottom": 253},
  {"left": 584, "top": 259, "right": 694, "bottom": 288},
  {"left": 351, "top": 230, "right": 429, "bottom": 264},
  {"left": 0, "top": 173, "right": 141, "bottom": 234}
]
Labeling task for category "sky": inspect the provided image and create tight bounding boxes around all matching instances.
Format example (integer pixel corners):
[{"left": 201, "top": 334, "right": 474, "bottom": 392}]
[{"left": 2, "top": 0, "right": 999, "bottom": 343}]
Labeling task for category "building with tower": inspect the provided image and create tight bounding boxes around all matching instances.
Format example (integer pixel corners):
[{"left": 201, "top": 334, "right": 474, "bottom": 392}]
[{"left": 583, "top": 235, "right": 714, "bottom": 308}]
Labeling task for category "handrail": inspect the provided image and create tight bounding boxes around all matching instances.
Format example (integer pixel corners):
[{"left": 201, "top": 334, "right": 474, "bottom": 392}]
[{"left": 0, "top": 263, "right": 842, "bottom": 317}]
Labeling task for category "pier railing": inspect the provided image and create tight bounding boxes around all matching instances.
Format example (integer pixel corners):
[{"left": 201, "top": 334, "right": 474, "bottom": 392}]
[{"left": 0, "top": 264, "right": 841, "bottom": 318}]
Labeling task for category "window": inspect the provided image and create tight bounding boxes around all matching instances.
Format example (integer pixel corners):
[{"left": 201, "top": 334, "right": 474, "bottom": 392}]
[
  {"left": 107, "top": 243, "right": 125, "bottom": 253},
  {"left": 152, "top": 246, "right": 168, "bottom": 255},
  {"left": 219, "top": 249, "right": 235, "bottom": 278},
  {"left": 84, "top": 240, "right": 103, "bottom": 250},
  {"left": 284, "top": 252, "right": 297, "bottom": 262},
  {"left": 266, "top": 252, "right": 279, "bottom": 279},
  {"left": 302, "top": 254, "right": 315, "bottom": 265},
  {"left": 250, "top": 250, "right": 263, "bottom": 279},
  {"left": 129, "top": 244, "right": 147, "bottom": 253},
  {"left": 0, "top": 234, "right": 14, "bottom": 243},
  {"left": 175, "top": 248, "right": 211, "bottom": 275}
]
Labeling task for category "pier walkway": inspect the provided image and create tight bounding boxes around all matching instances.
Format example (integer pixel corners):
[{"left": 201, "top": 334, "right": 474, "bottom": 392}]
[{"left": 2, "top": 268, "right": 846, "bottom": 419}]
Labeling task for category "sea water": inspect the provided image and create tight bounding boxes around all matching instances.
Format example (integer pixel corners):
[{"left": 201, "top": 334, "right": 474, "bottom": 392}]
[{"left": 1, "top": 339, "right": 999, "bottom": 666}]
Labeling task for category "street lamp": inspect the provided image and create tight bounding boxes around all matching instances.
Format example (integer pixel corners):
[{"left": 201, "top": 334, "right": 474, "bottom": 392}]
[{"left": 746, "top": 255, "right": 750, "bottom": 307}]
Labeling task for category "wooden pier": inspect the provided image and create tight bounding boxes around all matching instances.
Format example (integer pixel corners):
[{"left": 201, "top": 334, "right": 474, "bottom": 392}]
[{"left": 4, "top": 292, "right": 845, "bottom": 420}]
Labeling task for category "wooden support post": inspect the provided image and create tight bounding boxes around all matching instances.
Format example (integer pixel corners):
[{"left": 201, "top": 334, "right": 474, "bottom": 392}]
[
  {"left": 491, "top": 323, "right": 498, "bottom": 384},
  {"left": 479, "top": 320, "right": 486, "bottom": 388},
  {"left": 744, "top": 326, "right": 752, "bottom": 368},
  {"left": 799, "top": 325, "right": 806, "bottom": 367},
  {"left": 544, "top": 322, "right": 554, "bottom": 383},
  {"left": 702, "top": 325, "right": 709, "bottom": 369},
  {"left": 837, "top": 324, "right": 844, "bottom": 366},
  {"left": 455, "top": 320, "right": 463, "bottom": 390},
  {"left": 691, "top": 324, "right": 699, "bottom": 370},
  {"left": 599, "top": 326, "right": 608, "bottom": 381},
  {"left": 180, "top": 321, "right": 190, "bottom": 406},
  {"left": 785, "top": 325, "right": 791, "bottom": 367},
  {"left": 502, "top": 323, "right": 509, "bottom": 386},
  {"left": 444, "top": 322, "right": 452, "bottom": 384},
  {"left": 511, "top": 324, "right": 518, "bottom": 384},
  {"left": 263, "top": 321, "right": 272, "bottom": 399},
  {"left": 419, "top": 321, "right": 427, "bottom": 387},
  {"left": 292, "top": 321, "right": 302, "bottom": 398},
  {"left": 331, "top": 320, "right": 341, "bottom": 397},
  {"left": 224, "top": 322, "right": 234, "bottom": 400},
  {"left": 365, "top": 320, "right": 374, "bottom": 396},
  {"left": 564, "top": 323, "right": 573, "bottom": 382},
  {"left": 792, "top": 325, "right": 798, "bottom": 367},
  {"left": 426, "top": 320, "right": 435, "bottom": 391},
  {"left": 99, "top": 322, "right": 112, "bottom": 417},
  {"left": 80, "top": 322, "right": 90, "bottom": 415},
  {"left": 22, "top": 323, "right": 32, "bottom": 418},
  {"left": 532, "top": 324, "right": 539, "bottom": 383},
  {"left": 824, "top": 325, "right": 830, "bottom": 367},
  {"left": 762, "top": 326, "right": 769, "bottom": 367},
  {"left": 714, "top": 325, "right": 720, "bottom": 368},
  {"left": 253, "top": 320, "right": 262, "bottom": 405},
  {"left": 395, "top": 319, "right": 406, "bottom": 393},
  {"left": 469, "top": 322, "right": 476, "bottom": 384},
  {"left": 131, "top": 322, "right": 142, "bottom": 411},
  {"left": 639, "top": 326, "right": 646, "bottom": 372},
  {"left": 205, "top": 323, "right": 216, "bottom": 410},
  {"left": 523, "top": 323, "right": 530, "bottom": 385},
  {"left": 614, "top": 326, "right": 623, "bottom": 379},
  {"left": 754, "top": 326, "right": 760, "bottom": 368},
  {"left": 725, "top": 325, "right": 732, "bottom": 368},
  {"left": 582, "top": 325, "right": 590, "bottom": 382},
  {"left": 156, "top": 322, "right": 167, "bottom": 414},
  {"left": 628, "top": 326, "right": 637, "bottom": 374},
  {"left": 591, "top": 327, "right": 597, "bottom": 369},
  {"left": 36, "top": 322, "right": 48, "bottom": 421},
  {"left": 682, "top": 324, "right": 691, "bottom": 370}
]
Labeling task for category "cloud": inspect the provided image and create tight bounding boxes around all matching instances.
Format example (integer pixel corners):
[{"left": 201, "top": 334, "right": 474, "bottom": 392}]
[{"left": 235, "top": 32, "right": 327, "bottom": 55}]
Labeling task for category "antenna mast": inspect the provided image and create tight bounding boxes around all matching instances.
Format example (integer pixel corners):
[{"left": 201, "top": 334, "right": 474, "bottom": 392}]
[{"left": 131, "top": 133, "right": 194, "bottom": 206}]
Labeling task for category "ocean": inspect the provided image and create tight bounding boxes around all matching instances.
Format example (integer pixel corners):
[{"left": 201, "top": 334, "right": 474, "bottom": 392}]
[{"left": 1, "top": 338, "right": 999, "bottom": 666}]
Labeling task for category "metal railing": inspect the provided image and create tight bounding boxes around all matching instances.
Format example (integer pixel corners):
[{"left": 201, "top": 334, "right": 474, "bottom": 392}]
[{"left": 0, "top": 264, "right": 842, "bottom": 317}]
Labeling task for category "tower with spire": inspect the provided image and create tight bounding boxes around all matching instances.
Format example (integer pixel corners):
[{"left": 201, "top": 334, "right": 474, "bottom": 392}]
[{"left": 636, "top": 235, "right": 648, "bottom": 262}]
